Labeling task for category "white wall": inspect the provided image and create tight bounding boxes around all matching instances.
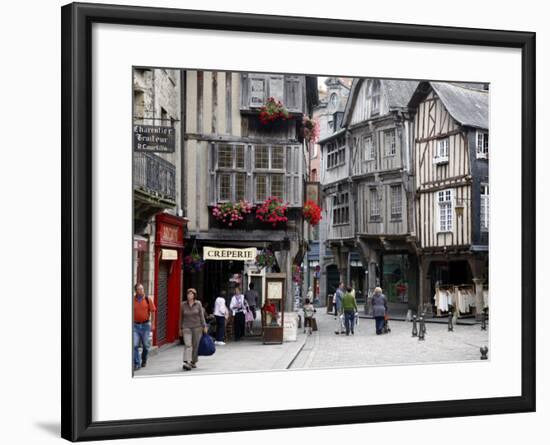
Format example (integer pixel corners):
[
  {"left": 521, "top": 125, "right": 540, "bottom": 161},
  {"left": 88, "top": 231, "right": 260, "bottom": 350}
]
[{"left": 0, "top": 1, "right": 547, "bottom": 444}]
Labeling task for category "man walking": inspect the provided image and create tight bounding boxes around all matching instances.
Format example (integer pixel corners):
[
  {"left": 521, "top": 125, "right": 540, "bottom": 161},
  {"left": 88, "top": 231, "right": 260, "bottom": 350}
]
[
  {"left": 133, "top": 283, "right": 156, "bottom": 371},
  {"left": 342, "top": 285, "right": 358, "bottom": 336}
]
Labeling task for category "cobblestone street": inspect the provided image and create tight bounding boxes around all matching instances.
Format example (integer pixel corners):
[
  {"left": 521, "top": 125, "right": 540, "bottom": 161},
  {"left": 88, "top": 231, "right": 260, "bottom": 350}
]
[
  {"left": 290, "top": 310, "right": 489, "bottom": 369},
  {"left": 137, "top": 309, "right": 489, "bottom": 377}
]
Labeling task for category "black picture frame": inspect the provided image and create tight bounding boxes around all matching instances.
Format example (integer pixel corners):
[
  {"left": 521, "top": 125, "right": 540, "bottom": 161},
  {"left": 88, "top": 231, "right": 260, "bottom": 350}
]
[{"left": 61, "top": 2, "right": 536, "bottom": 441}]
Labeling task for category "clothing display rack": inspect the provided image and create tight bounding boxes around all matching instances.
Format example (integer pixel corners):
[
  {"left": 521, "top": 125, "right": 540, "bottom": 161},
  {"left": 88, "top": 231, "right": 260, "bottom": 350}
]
[{"left": 433, "top": 284, "right": 479, "bottom": 318}]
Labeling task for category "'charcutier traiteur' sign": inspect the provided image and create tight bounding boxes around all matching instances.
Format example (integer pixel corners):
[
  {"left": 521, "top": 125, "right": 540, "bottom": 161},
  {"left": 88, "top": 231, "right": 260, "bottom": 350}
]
[{"left": 133, "top": 124, "right": 175, "bottom": 152}]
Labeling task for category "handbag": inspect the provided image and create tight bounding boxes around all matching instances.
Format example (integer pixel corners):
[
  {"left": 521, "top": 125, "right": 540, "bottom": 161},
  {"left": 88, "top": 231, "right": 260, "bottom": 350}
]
[
  {"left": 197, "top": 333, "right": 216, "bottom": 356},
  {"left": 245, "top": 308, "right": 254, "bottom": 323}
]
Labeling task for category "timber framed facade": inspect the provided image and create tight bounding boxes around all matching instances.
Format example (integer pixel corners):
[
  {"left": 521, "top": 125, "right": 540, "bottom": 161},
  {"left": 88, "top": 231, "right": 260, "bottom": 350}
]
[
  {"left": 409, "top": 81, "right": 489, "bottom": 318},
  {"left": 182, "top": 70, "right": 318, "bottom": 311}
]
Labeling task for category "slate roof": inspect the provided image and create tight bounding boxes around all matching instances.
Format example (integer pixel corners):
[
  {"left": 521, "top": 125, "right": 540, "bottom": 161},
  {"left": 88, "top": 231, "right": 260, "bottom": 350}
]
[
  {"left": 342, "top": 78, "right": 419, "bottom": 126},
  {"left": 409, "top": 82, "right": 489, "bottom": 130}
]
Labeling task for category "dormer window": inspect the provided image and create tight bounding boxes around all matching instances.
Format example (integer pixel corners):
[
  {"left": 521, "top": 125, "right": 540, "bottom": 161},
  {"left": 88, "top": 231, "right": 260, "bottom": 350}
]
[{"left": 368, "top": 79, "right": 381, "bottom": 116}]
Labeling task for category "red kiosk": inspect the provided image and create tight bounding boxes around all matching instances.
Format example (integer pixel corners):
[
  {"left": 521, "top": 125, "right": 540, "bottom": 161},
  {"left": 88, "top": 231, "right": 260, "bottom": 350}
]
[{"left": 153, "top": 213, "right": 186, "bottom": 347}]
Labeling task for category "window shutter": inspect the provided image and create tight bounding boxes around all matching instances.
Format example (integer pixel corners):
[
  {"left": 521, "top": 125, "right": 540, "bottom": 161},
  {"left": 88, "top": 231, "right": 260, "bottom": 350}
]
[
  {"left": 209, "top": 143, "right": 216, "bottom": 204},
  {"left": 284, "top": 76, "right": 303, "bottom": 112},
  {"left": 268, "top": 75, "right": 284, "bottom": 103},
  {"left": 284, "top": 145, "right": 302, "bottom": 206}
]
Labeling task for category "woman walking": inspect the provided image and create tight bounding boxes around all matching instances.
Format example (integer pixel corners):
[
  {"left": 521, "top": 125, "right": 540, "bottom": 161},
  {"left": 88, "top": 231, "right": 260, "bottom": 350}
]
[
  {"left": 180, "top": 288, "right": 208, "bottom": 371},
  {"left": 213, "top": 290, "right": 229, "bottom": 345},
  {"left": 372, "top": 287, "right": 388, "bottom": 335}
]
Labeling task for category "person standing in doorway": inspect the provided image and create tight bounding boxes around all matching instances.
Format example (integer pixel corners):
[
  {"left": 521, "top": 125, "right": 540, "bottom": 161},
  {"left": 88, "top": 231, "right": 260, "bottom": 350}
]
[
  {"left": 180, "top": 288, "right": 208, "bottom": 371},
  {"left": 244, "top": 282, "right": 259, "bottom": 334},
  {"left": 342, "top": 285, "right": 358, "bottom": 336},
  {"left": 133, "top": 283, "right": 156, "bottom": 371},
  {"left": 230, "top": 287, "right": 246, "bottom": 341},
  {"left": 372, "top": 287, "right": 388, "bottom": 335},
  {"left": 214, "top": 290, "right": 229, "bottom": 345}
]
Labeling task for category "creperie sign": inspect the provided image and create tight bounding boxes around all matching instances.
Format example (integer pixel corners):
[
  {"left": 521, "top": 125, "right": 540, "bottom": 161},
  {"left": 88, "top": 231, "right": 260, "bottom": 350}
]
[{"left": 203, "top": 247, "right": 257, "bottom": 261}]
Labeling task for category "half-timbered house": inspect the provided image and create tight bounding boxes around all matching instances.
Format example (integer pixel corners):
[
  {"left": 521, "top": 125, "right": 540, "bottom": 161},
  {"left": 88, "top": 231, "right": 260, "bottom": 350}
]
[
  {"left": 408, "top": 81, "right": 489, "bottom": 318},
  {"left": 182, "top": 71, "right": 318, "bottom": 311},
  {"left": 339, "top": 78, "right": 419, "bottom": 309}
]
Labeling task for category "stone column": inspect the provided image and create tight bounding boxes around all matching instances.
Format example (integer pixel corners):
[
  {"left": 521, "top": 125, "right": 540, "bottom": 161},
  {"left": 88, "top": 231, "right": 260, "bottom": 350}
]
[{"left": 472, "top": 278, "right": 485, "bottom": 320}]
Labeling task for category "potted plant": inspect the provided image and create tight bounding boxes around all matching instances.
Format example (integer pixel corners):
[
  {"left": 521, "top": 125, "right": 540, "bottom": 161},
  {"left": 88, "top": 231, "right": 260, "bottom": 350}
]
[
  {"left": 211, "top": 200, "right": 253, "bottom": 227},
  {"left": 255, "top": 196, "right": 288, "bottom": 227},
  {"left": 303, "top": 200, "right": 322, "bottom": 226},
  {"left": 255, "top": 248, "right": 276, "bottom": 269},
  {"left": 259, "top": 97, "right": 290, "bottom": 125}
]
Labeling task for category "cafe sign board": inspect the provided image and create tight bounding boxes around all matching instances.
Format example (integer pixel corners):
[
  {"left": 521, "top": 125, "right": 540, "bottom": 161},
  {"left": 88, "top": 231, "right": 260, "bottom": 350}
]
[
  {"left": 133, "top": 124, "right": 175, "bottom": 152},
  {"left": 203, "top": 247, "right": 257, "bottom": 261}
]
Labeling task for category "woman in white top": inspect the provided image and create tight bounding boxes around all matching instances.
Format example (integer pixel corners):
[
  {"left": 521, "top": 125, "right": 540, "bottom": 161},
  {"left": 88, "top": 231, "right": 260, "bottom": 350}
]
[
  {"left": 230, "top": 287, "right": 247, "bottom": 341},
  {"left": 213, "top": 290, "right": 229, "bottom": 345}
]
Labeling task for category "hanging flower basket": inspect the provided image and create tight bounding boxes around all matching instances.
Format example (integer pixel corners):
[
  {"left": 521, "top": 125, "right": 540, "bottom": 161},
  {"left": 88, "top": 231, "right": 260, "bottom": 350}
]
[
  {"left": 183, "top": 249, "right": 205, "bottom": 273},
  {"left": 302, "top": 116, "right": 320, "bottom": 143},
  {"left": 255, "top": 197, "right": 288, "bottom": 227},
  {"left": 259, "top": 97, "right": 290, "bottom": 125},
  {"left": 211, "top": 200, "right": 253, "bottom": 227},
  {"left": 303, "top": 200, "right": 322, "bottom": 226},
  {"left": 255, "top": 248, "right": 276, "bottom": 269}
]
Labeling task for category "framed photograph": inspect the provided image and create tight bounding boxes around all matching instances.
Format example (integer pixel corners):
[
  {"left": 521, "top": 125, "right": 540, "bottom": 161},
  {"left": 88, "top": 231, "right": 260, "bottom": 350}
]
[{"left": 61, "top": 2, "right": 535, "bottom": 441}]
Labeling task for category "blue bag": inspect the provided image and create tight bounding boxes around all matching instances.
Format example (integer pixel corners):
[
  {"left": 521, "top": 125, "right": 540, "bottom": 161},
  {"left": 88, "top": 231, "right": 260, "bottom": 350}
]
[{"left": 198, "top": 334, "right": 216, "bottom": 356}]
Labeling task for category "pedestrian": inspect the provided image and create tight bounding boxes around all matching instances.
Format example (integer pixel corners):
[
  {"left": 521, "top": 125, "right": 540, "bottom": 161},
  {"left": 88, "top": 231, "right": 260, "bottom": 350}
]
[
  {"left": 342, "top": 285, "right": 358, "bottom": 336},
  {"left": 213, "top": 290, "right": 229, "bottom": 345},
  {"left": 180, "top": 288, "right": 208, "bottom": 371},
  {"left": 230, "top": 287, "right": 246, "bottom": 341},
  {"left": 307, "top": 286, "right": 314, "bottom": 302},
  {"left": 302, "top": 298, "right": 316, "bottom": 335},
  {"left": 372, "top": 287, "right": 388, "bottom": 335},
  {"left": 244, "top": 282, "right": 259, "bottom": 334},
  {"left": 334, "top": 282, "right": 345, "bottom": 334},
  {"left": 133, "top": 283, "right": 156, "bottom": 371}
]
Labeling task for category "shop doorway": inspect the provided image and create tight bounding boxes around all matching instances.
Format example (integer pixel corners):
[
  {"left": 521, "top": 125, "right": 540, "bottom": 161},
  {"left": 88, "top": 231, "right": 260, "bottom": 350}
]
[{"left": 156, "top": 261, "right": 169, "bottom": 345}]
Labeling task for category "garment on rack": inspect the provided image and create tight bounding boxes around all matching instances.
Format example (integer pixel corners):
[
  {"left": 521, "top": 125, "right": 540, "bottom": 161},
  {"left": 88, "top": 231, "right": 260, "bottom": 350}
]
[{"left": 484, "top": 290, "right": 489, "bottom": 308}]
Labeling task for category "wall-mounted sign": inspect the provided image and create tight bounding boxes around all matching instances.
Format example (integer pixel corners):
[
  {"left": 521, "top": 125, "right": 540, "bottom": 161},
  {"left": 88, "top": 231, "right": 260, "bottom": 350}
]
[
  {"left": 203, "top": 247, "right": 258, "bottom": 261},
  {"left": 161, "top": 249, "right": 178, "bottom": 260},
  {"left": 133, "top": 124, "right": 175, "bottom": 152},
  {"left": 267, "top": 281, "right": 283, "bottom": 300}
]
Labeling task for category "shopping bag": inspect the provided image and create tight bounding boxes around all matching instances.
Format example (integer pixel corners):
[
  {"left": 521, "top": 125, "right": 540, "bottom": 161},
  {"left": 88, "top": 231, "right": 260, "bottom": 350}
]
[{"left": 198, "top": 334, "right": 216, "bottom": 356}]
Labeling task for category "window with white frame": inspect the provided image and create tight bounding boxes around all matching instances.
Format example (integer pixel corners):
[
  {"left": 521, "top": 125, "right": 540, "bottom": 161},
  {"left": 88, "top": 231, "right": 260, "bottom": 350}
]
[
  {"left": 476, "top": 131, "right": 489, "bottom": 159},
  {"left": 212, "top": 143, "right": 293, "bottom": 204},
  {"left": 384, "top": 129, "right": 396, "bottom": 156},
  {"left": 481, "top": 184, "right": 489, "bottom": 231},
  {"left": 369, "top": 188, "right": 381, "bottom": 221},
  {"left": 435, "top": 138, "right": 449, "bottom": 163},
  {"left": 332, "top": 192, "right": 349, "bottom": 225},
  {"left": 215, "top": 144, "right": 246, "bottom": 202},
  {"left": 364, "top": 134, "right": 375, "bottom": 161},
  {"left": 390, "top": 185, "right": 402, "bottom": 220},
  {"left": 438, "top": 189, "right": 453, "bottom": 232}
]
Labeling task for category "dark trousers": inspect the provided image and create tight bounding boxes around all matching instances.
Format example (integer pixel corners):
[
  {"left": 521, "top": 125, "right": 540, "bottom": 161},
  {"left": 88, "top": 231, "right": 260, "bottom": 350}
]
[
  {"left": 215, "top": 315, "right": 225, "bottom": 342},
  {"left": 375, "top": 316, "right": 385, "bottom": 334},
  {"left": 234, "top": 311, "right": 245, "bottom": 340},
  {"left": 344, "top": 311, "right": 355, "bottom": 335}
]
